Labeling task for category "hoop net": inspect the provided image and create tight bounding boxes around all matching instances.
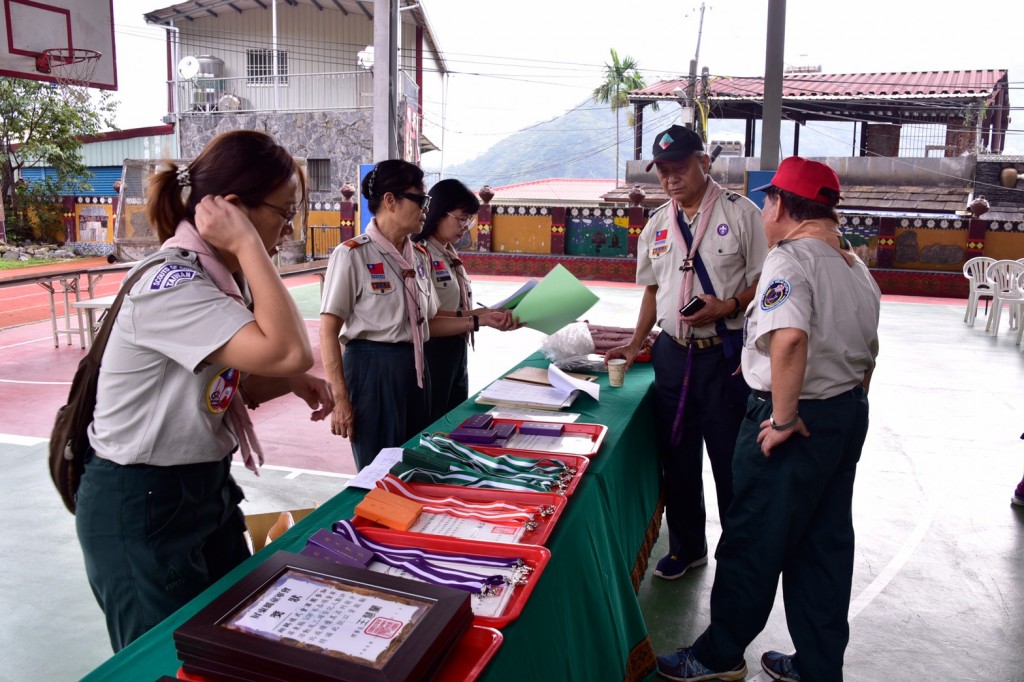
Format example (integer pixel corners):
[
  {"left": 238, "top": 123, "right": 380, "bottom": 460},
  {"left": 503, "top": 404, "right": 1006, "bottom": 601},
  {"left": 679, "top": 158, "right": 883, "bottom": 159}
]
[{"left": 36, "top": 48, "right": 101, "bottom": 87}]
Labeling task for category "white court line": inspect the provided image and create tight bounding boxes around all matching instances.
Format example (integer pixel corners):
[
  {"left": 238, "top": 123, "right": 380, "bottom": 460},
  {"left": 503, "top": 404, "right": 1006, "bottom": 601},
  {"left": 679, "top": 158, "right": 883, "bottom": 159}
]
[
  {"left": 0, "top": 378, "right": 71, "bottom": 385},
  {"left": 230, "top": 460, "right": 353, "bottom": 480},
  {"left": 0, "top": 433, "right": 49, "bottom": 446},
  {"left": 0, "top": 335, "right": 53, "bottom": 350}
]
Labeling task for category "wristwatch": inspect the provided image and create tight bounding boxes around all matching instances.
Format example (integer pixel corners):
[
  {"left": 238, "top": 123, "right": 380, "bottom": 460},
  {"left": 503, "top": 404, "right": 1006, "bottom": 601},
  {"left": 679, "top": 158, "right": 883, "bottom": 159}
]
[{"left": 769, "top": 413, "right": 799, "bottom": 431}]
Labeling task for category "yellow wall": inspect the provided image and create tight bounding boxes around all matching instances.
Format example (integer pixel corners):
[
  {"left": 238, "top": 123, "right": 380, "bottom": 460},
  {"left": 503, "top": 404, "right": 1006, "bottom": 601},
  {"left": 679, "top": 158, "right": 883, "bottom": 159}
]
[
  {"left": 491, "top": 214, "right": 551, "bottom": 254},
  {"left": 892, "top": 227, "right": 967, "bottom": 272},
  {"left": 984, "top": 232, "right": 1024, "bottom": 261}
]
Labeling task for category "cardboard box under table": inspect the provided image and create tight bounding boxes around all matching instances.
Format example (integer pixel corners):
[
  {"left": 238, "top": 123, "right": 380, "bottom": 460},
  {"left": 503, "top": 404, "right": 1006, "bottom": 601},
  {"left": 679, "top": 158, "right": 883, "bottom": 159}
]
[{"left": 80, "top": 351, "right": 661, "bottom": 682}]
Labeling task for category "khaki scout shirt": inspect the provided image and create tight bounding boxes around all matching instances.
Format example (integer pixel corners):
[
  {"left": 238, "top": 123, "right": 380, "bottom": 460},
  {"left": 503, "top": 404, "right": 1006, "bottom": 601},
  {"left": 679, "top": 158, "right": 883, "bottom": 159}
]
[
  {"left": 636, "top": 185, "right": 768, "bottom": 337},
  {"left": 741, "top": 236, "right": 881, "bottom": 399},
  {"left": 423, "top": 238, "right": 473, "bottom": 313},
  {"left": 321, "top": 230, "right": 438, "bottom": 345}
]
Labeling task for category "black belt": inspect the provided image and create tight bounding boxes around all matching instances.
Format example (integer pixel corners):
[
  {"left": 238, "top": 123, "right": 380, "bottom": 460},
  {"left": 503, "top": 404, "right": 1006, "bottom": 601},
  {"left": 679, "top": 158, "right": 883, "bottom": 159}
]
[
  {"left": 752, "top": 386, "right": 864, "bottom": 401},
  {"left": 671, "top": 335, "right": 722, "bottom": 349}
]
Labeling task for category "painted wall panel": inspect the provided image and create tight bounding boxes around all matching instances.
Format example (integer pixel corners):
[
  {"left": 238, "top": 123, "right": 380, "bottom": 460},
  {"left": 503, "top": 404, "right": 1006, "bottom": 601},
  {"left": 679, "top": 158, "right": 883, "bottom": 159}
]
[
  {"left": 566, "top": 216, "right": 629, "bottom": 257},
  {"left": 491, "top": 215, "right": 551, "bottom": 254}
]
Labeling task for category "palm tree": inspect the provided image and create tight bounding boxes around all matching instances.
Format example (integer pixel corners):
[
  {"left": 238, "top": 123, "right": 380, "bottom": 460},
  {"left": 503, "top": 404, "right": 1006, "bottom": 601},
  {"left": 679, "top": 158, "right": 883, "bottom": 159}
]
[{"left": 593, "top": 48, "right": 648, "bottom": 186}]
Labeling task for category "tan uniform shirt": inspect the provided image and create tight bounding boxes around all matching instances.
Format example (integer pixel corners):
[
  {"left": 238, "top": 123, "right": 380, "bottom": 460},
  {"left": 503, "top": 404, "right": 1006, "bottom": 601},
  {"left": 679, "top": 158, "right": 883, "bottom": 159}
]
[
  {"left": 742, "top": 236, "right": 881, "bottom": 399},
  {"left": 636, "top": 186, "right": 768, "bottom": 337},
  {"left": 423, "top": 238, "right": 473, "bottom": 313},
  {"left": 320, "top": 230, "right": 438, "bottom": 345}
]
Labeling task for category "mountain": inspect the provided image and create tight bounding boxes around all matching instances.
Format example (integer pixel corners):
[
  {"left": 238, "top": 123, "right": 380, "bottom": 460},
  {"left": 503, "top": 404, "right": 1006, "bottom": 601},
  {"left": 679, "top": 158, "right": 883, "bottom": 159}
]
[{"left": 426, "top": 98, "right": 857, "bottom": 188}]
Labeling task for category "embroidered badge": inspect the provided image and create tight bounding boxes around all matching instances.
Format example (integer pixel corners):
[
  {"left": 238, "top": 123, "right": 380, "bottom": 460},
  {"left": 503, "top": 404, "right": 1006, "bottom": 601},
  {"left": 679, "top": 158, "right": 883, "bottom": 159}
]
[
  {"left": 367, "top": 262, "right": 386, "bottom": 280},
  {"left": 760, "top": 278, "right": 792, "bottom": 311},
  {"left": 206, "top": 368, "right": 240, "bottom": 414},
  {"left": 432, "top": 259, "right": 452, "bottom": 282},
  {"left": 659, "top": 132, "right": 674, "bottom": 149},
  {"left": 370, "top": 280, "right": 394, "bottom": 293},
  {"left": 149, "top": 263, "right": 197, "bottom": 290},
  {"left": 416, "top": 259, "right": 426, "bottom": 279},
  {"left": 716, "top": 223, "right": 729, "bottom": 236}
]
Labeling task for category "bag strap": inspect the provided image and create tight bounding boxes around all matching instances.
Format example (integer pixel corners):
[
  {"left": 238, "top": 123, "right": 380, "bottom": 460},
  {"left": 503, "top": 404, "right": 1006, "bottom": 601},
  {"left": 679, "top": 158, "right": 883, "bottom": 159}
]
[{"left": 86, "top": 254, "right": 169, "bottom": 361}]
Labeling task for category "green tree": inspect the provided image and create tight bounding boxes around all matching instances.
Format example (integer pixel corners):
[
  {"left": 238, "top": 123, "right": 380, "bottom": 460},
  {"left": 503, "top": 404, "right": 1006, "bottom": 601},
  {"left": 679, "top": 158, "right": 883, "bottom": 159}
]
[
  {"left": 593, "top": 48, "right": 650, "bottom": 185},
  {"left": 0, "top": 78, "right": 116, "bottom": 242}
]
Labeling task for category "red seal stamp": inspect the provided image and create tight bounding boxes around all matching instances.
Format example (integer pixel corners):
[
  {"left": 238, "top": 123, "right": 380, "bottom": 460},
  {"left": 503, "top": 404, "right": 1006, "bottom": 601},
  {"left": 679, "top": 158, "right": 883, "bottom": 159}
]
[{"left": 365, "top": 617, "right": 403, "bottom": 639}]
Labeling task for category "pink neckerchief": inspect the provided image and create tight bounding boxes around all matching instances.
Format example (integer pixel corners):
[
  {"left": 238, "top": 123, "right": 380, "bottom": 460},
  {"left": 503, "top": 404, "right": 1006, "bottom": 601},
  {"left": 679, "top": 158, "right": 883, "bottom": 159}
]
[
  {"left": 163, "top": 220, "right": 264, "bottom": 475},
  {"left": 778, "top": 219, "right": 858, "bottom": 267},
  {"left": 429, "top": 236, "right": 474, "bottom": 347},
  {"left": 667, "top": 178, "right": 724, "bottom": 338},
  {"left": 366, "top": 221, "right": 426, "bottom": 388}
]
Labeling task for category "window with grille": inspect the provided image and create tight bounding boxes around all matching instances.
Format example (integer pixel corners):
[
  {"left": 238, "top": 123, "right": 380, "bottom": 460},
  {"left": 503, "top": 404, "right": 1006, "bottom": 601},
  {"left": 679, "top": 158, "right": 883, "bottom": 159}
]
[
  {"left": 246, "top": 49, "right": 288, "bottom": 85},
  {"left": 308, "top": 159, "right": 331, "bottom": 192}
]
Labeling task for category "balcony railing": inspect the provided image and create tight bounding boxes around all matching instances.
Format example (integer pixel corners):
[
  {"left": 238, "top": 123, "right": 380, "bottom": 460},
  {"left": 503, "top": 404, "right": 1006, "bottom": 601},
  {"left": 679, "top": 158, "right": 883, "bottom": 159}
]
[{"left": 175, "top": 70, "right": 380, "bottom": 115}]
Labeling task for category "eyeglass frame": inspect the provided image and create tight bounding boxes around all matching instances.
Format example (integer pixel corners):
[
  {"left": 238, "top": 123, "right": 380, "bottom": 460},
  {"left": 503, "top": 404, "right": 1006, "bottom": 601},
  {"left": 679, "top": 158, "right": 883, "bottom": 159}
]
[
  {"left": 395, "top": 191, "right": 431, "bottom": 212},
  {"left": 447, "top": 212, "right": 476, "bottom": 229},
  {"left": 260, "top": 201, "right": 299, "bottom": 225}
]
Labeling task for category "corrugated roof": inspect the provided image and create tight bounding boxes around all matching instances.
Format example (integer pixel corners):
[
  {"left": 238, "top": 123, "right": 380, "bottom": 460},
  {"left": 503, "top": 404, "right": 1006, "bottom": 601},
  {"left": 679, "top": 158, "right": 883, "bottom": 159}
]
[
  {"left": 631, "top": 69, "right": 1008, "bottom": 101},
  {"left": 488, "top": 178, "right": 619, "bottom": 204}
]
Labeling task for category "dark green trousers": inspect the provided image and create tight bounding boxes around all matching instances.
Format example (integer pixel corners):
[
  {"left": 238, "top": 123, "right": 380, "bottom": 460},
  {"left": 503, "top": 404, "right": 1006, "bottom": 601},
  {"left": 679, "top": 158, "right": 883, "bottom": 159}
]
[
  {"left": 424, "top": 334, "right": 469, "bottom": 423},
  {"left": 75, "top": 452, "right": 249, "bottom": 652},
  {"left": 692, "top": 386, "right": 869, "bottom": 682}
]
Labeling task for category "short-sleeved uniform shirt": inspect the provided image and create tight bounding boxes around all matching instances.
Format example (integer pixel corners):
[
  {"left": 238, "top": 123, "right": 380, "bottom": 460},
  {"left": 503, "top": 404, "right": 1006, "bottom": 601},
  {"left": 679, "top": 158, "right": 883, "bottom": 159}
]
[
  {"left": 742, "top": 236, "right": 881, "bottom": 399},
  {"left": 320, "top": 227, "right": 438, "bottom": 344},
  {"left": 636, "top": 186, "right": 768, "bottom": 338},
  {"left": 423, "top": 238, "right": 473, "bottom": 314},
  {"left": 88, "top": 248, "right": 255, "bottom": 466}
]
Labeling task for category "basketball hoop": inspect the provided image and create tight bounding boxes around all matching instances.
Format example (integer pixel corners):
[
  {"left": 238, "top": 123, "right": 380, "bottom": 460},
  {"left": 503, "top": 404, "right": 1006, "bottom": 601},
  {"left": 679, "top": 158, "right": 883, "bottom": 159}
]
[{"left": 35, "top": 48, "right": 102, "bottom": 87}]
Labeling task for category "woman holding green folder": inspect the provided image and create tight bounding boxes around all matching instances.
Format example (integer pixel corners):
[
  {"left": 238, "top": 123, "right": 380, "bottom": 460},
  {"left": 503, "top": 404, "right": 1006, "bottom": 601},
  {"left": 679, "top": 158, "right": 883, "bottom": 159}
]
[{"left": 414, "top": 178, "right": 519, "bottom": 422}]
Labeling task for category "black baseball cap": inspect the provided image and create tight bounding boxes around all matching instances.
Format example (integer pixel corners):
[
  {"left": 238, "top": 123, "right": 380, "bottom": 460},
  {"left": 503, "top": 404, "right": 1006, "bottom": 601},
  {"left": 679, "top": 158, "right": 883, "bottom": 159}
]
[{"left": 645, "top": 125, "right": 705, "bottom": 172}]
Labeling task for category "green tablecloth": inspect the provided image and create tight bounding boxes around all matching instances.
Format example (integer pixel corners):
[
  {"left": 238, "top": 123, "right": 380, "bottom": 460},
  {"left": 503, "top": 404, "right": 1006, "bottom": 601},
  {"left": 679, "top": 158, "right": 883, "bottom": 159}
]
[{"left": 82, "top": 354, "right": 661, "bottom": 682}]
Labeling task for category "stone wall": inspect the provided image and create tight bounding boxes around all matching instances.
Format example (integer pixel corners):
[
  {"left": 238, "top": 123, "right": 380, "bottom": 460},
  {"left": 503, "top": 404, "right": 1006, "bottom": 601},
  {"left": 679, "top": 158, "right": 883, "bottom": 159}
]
[{"left": 179, "top": 111, "right": 372, "bottom": 203}]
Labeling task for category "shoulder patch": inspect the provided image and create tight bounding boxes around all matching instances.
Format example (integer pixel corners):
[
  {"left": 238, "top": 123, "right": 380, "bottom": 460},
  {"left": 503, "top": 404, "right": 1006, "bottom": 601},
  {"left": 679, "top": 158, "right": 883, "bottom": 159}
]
[
  {"left": 759, "top": 278, "right": 792, "bottom": 311},
  {"left": 149, "top": 263, "right": 198, "bottom": 290},
  {"left": 341, "top": 234, "right": 371, "bottom": 249},
  {"left": 726, "top": 192, "right": 740, "bottom": 202}
]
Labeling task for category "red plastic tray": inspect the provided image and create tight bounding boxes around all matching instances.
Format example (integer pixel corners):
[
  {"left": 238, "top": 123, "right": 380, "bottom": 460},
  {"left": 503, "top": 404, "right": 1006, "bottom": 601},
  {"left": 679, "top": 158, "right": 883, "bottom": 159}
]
[
  {"left": 177, "top": 626, "right": 503, "bottom": 682},
  {"left": 358, "top": 527, "right": 551, "bottom": 628},
  {"left": 353, "top": 482, "right": 568, "bottom": 546},
  {"left": 451, "top": 418, "right": 607, "bottom": 459},
  {"left": 412, "top": 450, "right": 588, "bottom": 498}
]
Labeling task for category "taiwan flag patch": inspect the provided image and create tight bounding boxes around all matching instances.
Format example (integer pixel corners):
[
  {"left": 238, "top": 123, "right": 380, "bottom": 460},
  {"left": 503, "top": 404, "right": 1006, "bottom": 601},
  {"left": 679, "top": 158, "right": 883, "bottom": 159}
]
[
  {"left": 432, "top": 259, "right": 452, "bottom": 282},
  {"left": 367, "top": 262, "right": 386, "bottom": 280}
]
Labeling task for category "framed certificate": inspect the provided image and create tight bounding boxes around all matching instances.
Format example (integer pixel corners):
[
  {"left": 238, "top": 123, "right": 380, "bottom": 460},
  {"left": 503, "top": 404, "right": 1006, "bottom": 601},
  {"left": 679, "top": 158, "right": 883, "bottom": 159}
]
[{"left": 174, "top": 550, "right": 472, "bottom": 682}]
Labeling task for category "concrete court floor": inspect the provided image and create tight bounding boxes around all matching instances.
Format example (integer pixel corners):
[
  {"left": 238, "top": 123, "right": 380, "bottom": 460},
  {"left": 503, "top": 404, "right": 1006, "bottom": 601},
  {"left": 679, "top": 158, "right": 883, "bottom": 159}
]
[{"left": 1, "top": 277, "right": 1022, "bottom": 681}]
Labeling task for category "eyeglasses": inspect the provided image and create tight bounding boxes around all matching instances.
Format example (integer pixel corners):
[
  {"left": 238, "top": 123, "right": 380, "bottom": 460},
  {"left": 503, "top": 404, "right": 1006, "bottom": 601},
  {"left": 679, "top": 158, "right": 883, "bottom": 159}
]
[
  {"left": 261, "top": 201, "right": 299, "bottom": 224},
  {"left": 397, "top": 192, "right": 431, "bottom": 212},
  {"left": 447, "top": 212, "right": 476, "bottom": 229}
]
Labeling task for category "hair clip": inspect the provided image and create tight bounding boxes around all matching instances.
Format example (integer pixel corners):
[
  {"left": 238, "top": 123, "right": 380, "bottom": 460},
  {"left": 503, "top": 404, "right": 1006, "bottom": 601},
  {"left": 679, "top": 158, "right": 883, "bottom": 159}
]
[
  {"left": 176, "top": 164, "right": 191, "bottom": 188},
  {"left": 367, "top": 164, "right": 378, "bottom": 197}
]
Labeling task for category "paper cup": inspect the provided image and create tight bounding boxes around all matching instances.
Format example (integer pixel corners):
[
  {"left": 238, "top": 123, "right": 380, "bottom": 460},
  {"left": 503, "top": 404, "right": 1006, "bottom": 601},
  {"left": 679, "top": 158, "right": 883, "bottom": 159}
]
[{"left": 607, "top": 358, "right": 627, "bottom": 387}]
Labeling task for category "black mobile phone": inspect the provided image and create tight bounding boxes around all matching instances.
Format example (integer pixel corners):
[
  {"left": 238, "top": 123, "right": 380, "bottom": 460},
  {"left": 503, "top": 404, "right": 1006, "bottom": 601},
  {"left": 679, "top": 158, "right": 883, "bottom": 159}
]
[{"left": 680, "top": 296, "right": 707, "bottom": 317}]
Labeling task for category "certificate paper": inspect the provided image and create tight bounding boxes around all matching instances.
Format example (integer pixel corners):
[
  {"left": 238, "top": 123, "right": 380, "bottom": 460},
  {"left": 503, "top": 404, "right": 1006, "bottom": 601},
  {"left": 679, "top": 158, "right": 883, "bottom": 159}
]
[
  {"left": 226, "top": 571, "right": 425, "bottom": 667},
  {"left": 502, "top": 432, "right": 595, "bottom": 455},
  {"left": 410, "top": 512, "right": 527, "bottom": 544}
]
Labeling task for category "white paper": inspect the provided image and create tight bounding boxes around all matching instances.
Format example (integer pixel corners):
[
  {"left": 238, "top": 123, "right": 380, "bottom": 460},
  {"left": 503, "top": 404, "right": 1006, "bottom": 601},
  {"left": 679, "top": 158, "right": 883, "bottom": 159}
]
[
  {"left": 486, "top": 407, "right": 582, "bottom": 423},
  {"left": 346, "top": 448, "right": 404, "bottom": 490},
  {"left": 478, "top": 379, "right": 573, "bottom": 408},
  {"left": 548, "top": 364, "right": 600, "bottom": 401},
  {"left": 410, "top": 512, "right": 527, "bottom": 544},
  {"left": 502, "top": 432, "right": 595, "bottom": 455},
  {"left": 228, "top": 573, "right": 422, "bottom": 664},
  {"left": 485, "top": 279, "right": 538, "bottom": 310}
]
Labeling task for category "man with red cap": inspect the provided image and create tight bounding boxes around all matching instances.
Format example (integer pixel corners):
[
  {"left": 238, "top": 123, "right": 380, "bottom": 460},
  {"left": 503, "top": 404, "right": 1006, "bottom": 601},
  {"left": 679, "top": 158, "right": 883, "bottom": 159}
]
[
  {"left": 608, "top": 125, "right": 768, "bottom": 584},
  {"left": 656, "top": 156, "right": 881, "bottom": 682}
]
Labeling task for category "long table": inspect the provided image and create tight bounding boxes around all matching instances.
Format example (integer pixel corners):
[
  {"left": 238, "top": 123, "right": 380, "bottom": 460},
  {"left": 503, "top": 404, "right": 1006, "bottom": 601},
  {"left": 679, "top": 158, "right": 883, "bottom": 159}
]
[{"left": 82, "top": 354, "right": 662, "bottom": 681}]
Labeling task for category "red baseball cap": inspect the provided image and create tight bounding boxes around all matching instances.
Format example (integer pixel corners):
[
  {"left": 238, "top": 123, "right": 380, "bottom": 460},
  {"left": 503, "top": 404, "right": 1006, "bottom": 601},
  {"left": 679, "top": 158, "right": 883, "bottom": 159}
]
[{"left": 751, "top": 157, "right": 841, "bottom": 205}]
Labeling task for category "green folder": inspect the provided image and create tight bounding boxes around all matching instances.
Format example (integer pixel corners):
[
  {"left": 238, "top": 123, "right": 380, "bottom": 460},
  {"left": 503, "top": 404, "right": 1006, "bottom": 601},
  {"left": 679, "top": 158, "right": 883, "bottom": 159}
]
[{"left": 510, "top": 264, "right": 599, "bottom": 335}]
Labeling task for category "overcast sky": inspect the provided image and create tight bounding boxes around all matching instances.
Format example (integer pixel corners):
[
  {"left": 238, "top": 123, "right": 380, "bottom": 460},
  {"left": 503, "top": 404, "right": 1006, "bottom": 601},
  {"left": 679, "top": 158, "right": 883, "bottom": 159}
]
[{"left": 116, "top": 0, "right": 1024, "bottom": 165}]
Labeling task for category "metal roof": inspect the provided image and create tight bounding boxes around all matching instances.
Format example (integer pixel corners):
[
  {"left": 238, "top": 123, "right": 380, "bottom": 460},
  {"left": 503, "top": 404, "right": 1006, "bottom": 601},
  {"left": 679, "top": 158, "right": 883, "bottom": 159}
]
[
  {"left": 488, "top": 178, "right": 619, "bottom": 205},
  {"left": 143, "top": 0, "right": 447, "bottom": 74},
  {"left": 631, "top": 69, "right": 1008, "bottom": 103}
]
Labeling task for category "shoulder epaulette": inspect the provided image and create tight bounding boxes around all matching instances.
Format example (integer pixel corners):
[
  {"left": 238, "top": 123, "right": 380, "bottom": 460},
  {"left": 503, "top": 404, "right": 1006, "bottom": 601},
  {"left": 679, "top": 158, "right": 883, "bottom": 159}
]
[
  {"left": 341, "top": 233, "right": 371, "bottom": 249},
  {"left": 412, "top": 242, "right": 429, "bottom": 255},
  {"left": 649, "top": 201, "right": 671, "bottom": 218},
  {"left": 726, "top": 192, "right": 741, "bottom": 202}
]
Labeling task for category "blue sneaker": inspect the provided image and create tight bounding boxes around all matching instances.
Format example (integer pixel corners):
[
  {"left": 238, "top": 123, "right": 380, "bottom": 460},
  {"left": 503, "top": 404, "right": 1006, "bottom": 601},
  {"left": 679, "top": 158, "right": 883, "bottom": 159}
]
[
  {"left": 761, "top": 651, "right": 800, "bottom": 681},
  {"left": 654, "top": 553, "right": 708, "bottom": 580},
  {"left": 656, "top": 646, "right": 747, "bottom": 681}
]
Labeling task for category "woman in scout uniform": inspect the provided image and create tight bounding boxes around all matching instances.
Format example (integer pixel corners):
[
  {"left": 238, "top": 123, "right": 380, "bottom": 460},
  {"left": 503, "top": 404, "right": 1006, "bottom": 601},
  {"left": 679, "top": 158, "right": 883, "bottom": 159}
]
[
  {"left": 76, "top": 130, "right": 333, "bottom": 652},
  {"left": 413, "top": 179, "right": 517, "bottom": 422},
  {"left": 320, "top": 163, "right": 509, "bottom": 470}
]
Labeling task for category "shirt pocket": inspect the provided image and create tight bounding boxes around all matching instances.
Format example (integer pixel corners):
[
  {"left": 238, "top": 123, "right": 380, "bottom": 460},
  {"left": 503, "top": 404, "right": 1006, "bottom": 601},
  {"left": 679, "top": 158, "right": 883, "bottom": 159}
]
[{"left": 707, "top": 228, "right": 740, "bottom": 257}]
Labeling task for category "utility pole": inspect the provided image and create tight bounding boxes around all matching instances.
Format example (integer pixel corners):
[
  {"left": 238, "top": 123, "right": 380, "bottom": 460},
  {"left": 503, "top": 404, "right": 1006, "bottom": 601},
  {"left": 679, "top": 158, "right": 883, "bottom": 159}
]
[
  {"left": 683, "top": 3, "right": 706, "bottom": 133},
  {"left": 760, "top": 0, "right": 785, "bottom": 170},
  {"left": 372, "top": 0, "right": 399, "bottom": 161}
]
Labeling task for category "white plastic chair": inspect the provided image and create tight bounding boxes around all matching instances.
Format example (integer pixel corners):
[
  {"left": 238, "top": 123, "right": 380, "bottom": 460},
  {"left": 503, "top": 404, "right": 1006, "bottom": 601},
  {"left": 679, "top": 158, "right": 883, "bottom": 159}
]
[
  {"left": 962, "top": 256, "right": 995, "bottom": 325},
  {"left": 984, "top": 260, "right": 1024, "bottom": 335}
]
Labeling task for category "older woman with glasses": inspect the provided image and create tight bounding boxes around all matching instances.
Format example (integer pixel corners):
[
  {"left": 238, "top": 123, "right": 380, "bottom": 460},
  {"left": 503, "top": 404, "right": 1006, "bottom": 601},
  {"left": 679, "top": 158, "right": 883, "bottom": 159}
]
[
  {"left": 413, "top": 179, "right": 517, "bottom": 422},
  {"left": 320, "top": 163, "right": 511, "bottom": 469}
]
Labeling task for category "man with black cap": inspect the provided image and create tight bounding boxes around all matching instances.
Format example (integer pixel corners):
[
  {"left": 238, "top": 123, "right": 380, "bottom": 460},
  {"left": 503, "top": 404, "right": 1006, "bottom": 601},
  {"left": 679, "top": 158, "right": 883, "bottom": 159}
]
[
  {"left": 607, "top": 124, "right": 767, "bottom": 582},
  {"left": 655, "top": 157, "right": 880, "bottom": 682}
]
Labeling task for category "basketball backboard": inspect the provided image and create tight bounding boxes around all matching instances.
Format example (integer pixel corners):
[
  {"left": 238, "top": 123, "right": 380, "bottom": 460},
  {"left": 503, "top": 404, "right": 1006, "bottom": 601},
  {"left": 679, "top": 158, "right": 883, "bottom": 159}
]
[{"left": 0, "top": 0, "right": 116, "bottom": 90}]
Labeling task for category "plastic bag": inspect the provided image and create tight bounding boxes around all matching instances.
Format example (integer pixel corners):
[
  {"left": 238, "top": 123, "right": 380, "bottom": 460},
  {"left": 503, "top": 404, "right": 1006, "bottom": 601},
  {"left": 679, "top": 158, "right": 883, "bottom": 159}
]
[
  {"left": 540, "top": 321, "right": 595, "bottom": 362},
  {"left": 554, "top": 354, "right": 608, "bottom": 373}
]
